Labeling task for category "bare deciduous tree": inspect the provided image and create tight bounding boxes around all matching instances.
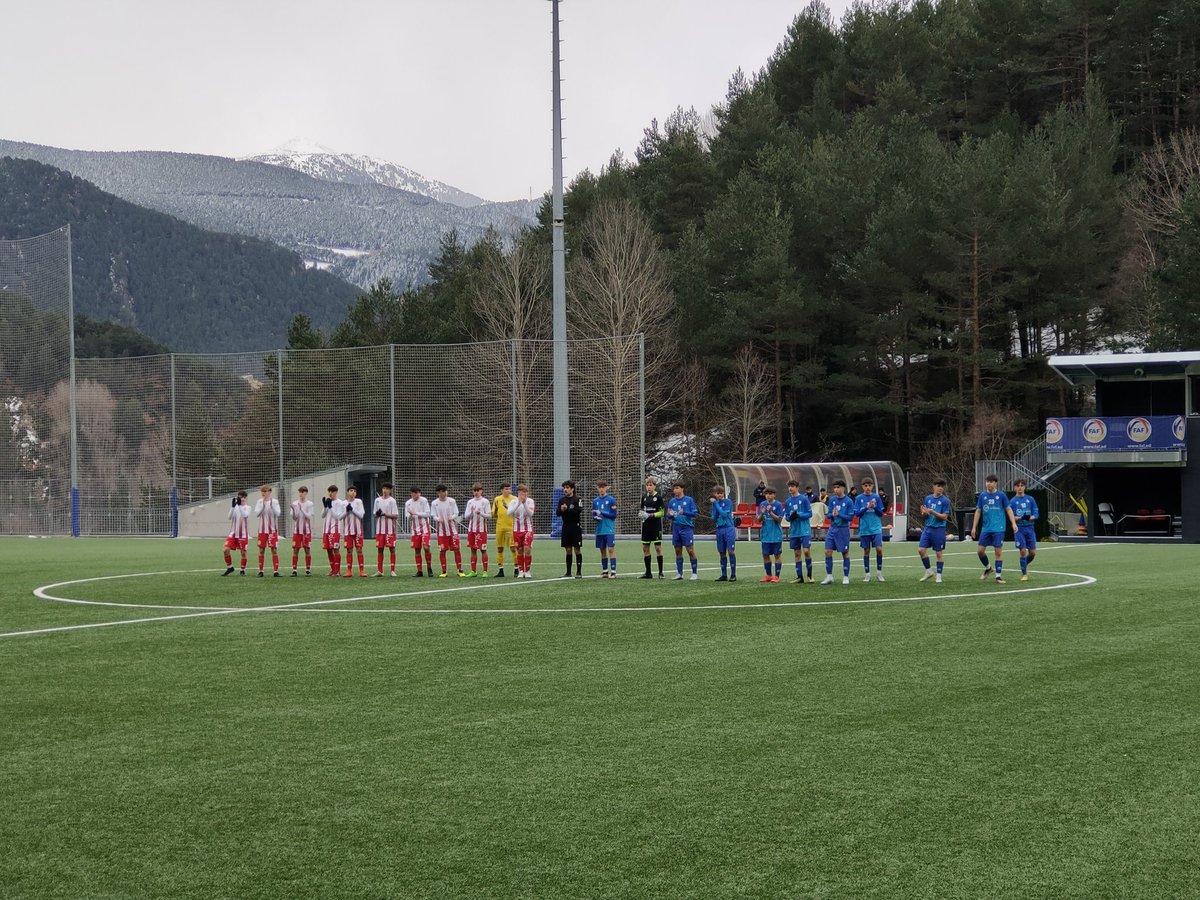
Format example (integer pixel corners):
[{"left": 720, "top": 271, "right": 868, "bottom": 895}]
[
  {"left": 724, "top": 344, "right": 774, "bottom": 462},
  {"left": 454, "top": 233, "right": 553, "bottom": 485},
  {"left": 1125, "top": 129, "right": 1200, "bottom": 266},
  {"left": 569, "top": 199, "right": 675, "bottom": 504}
]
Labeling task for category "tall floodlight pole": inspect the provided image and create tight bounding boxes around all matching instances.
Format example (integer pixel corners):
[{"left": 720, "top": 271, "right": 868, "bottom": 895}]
[
  {"left": 551, "top": 0, "right": 570, "bottom": 490},
  {"left": 66, "top": 225, "right": 80, "bottom": 537}
]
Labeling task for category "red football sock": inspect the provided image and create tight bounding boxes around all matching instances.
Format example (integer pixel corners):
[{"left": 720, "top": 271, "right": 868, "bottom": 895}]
[
  {"left": 224, "top": 550, "right": 232, "bottom": 566},
  {"left": 482, "top": 551, "right": 488, "bottom": 573}
]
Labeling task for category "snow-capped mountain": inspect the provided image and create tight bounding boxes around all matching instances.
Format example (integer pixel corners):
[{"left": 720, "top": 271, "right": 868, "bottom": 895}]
[
  {"left": 244, "top": 138, "right": 487, "bottom": 208},
  {"left": 0, "top": 137, "right": 539, "bottom": 292}
]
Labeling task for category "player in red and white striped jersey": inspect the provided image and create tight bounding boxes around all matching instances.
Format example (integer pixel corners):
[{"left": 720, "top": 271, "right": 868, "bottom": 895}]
[
  {"left": 373, "top": 482, "right": 400, "bottom": 576},
  {"left": 342, "top": 486, "right": 366, "bottom": 577},
  {"left": 321, "top": 485, "right": 345, "bottom": 576},
  {"left": 431, "top": 485, "right": 464, "bottom": 577},
  {"left": 507, "top": 484, "right": 536, "bottom": 578},
  {"left": 254, "top": 484, "right": 282, "bottom": 577},
  {"left": 405, "top": 487, "right": 434, "bottom": 577},
  {"left": 290, "top": 486, "right": 314, "bottom": 576},
  {"left": 222, "top": 491, "right": 250, "bottom": 575},
  {"left": 463, "top": 482, "right": 491, "bottom": 578}
]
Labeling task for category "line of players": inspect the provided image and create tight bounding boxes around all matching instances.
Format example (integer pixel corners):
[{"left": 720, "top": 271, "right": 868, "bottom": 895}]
[
  {"left": 222, "top": 482, "right": 537, "bottom": 578},
  {"left": 220, "top": 473, "right": 1039, "bottom": 584},
  {"left": 742, "top": 474, "right": 1038, "bottom": 585}
]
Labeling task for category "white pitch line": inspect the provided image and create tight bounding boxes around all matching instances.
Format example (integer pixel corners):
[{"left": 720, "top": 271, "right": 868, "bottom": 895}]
[
  {"left": 7, "top": 543, "right": 1103, "bottom": 639},
  {"left": 239, "top": 569, "right": 1097, "bottom": 614}
]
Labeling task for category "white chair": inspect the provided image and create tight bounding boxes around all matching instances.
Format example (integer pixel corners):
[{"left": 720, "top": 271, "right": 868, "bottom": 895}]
[{"left": 1097, "top": 502, "right": 1116, "bottom": 536}]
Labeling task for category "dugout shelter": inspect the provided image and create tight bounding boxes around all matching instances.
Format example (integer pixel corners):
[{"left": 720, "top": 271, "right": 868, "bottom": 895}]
[
  {"left": 1047, "top": 351, "right": 1200, "bottom": 543},
  {"left": 716, "top": 461, "right": 907, "bottom": 541}
]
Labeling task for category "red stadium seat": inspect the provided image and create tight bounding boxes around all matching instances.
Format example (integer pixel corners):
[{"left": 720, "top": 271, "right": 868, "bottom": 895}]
[{"left": 737, "top": 514, "right": 758, "bottom": 541}]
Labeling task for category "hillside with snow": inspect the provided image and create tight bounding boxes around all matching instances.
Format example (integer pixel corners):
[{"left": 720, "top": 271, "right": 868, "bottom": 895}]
[
  {"left": 244, "top": 138, "right": 487, "bottom": 209},
  {"left": 0, "top": 139, "right": 539, "bottom": 290}
]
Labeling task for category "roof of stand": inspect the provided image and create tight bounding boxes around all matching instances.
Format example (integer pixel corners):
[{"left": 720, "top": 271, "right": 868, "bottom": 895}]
[{"left": 1047, "top": 351, "right": 1200, "bottom": 385}]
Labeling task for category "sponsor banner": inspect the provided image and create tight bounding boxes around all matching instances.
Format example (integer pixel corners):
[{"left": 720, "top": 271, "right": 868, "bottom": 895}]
[{"left": 1046, "top": 416, "right": 1186, "bottom": 452}]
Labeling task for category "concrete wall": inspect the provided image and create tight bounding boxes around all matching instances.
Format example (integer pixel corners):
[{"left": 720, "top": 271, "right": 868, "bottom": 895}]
[{"left": 179, "top": 466, "right": 351, "bottom": 538}]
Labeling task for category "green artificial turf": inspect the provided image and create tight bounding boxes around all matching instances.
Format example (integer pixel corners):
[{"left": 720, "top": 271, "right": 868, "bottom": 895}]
[{"left": 1, "top": 537, "right": 1198, "bottom": 898}]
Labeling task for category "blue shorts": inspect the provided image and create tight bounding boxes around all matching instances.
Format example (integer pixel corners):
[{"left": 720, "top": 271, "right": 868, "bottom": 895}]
[
  {"left": 825, "top": 526, "right": 850, "bottom": 554},
  {"left": 978, "top": 531, "right": 1004, "bottom": 549},
  {"left": 594, "top": 533, "right": 615, "bottom": 549},
  {"left": 761, "top": 541, "right": 782, "bottom": 557},
  {"left": 789, "top": 534, "right": 811, "bottom": 551},
  {"left": 918, "top": 527, "right": 947, "bottom": 552},
  {"left": 1015, "top": 527, "right": 1037, "bottom": 551},
  {"left": 672, "top": 526, "right": 695, "bottom": 548},
  {"left": 715, "top": 526, "right": 737, "bottom": 554},
  {"left": 859, "top": 533, "right": 883, "bottom": 550}
]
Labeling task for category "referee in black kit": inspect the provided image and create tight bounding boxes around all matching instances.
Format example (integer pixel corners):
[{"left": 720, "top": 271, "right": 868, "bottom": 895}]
[{"left": 556, "top": 480, "right": 584, "bottom": 578}]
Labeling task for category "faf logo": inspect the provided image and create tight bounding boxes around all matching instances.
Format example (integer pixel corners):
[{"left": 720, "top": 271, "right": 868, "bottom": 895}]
[
  {"left": 1126, "top": 417, "right": 1153, "bottom": 443},
  {"left": 1046, "top": 418, "right": 1064, "bottom": 444},
  {"left": 1083, "top": 418, "right": 1107, "bottom": 444},
  {"left": 1174, "top": 415, "right": 1186, "bottom": 442}
]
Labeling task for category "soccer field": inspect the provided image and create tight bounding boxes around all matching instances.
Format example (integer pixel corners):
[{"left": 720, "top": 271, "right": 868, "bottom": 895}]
[{"left": 2, "top": 537, "right": 1198, "bottom": 899}]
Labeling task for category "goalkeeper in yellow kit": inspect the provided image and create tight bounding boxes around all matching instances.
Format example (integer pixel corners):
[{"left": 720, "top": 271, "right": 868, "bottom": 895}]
[{"left": 491, "top": 482, "right": 516, "bottom": 577}]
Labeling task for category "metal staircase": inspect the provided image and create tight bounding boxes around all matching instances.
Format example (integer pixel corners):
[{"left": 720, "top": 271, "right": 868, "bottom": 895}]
[{"left": 976, "top": 434, "right": 1072, "bottom": 535}]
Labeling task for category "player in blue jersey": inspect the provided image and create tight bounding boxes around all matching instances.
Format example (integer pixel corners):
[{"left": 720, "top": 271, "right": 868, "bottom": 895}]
[
  {"left": 821, "top": 480, "right": 854, "bottom": 585},
  {"left": 917, "top": 478, "right": 952, "bottom": 583},
  {"left": 854, "top": 477, "right": 887, "bottom": 583},
  {"left": 784, "top": 479, "right": 814, "bottom": 583},
  {"left": 757, "top": 487, "right": 784, "bottom": 582},
  {"left": 1008, "top": 479, "right": 1039, "bottom": 582},
  {"left": 710, "top": 484, "right": 738, "bottom": 582},
  {"left": 970, "top": 474, "right": 1017, "bottom": 584},
  {"left": 592, "top": 480, "right": 619, "bottom": 579},
  {"left": 667, "top": 481, "right": 699, "bottom": 580}
]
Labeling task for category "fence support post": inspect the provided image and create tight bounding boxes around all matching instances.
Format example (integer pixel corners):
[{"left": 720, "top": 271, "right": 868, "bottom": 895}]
[
  {"left": 390, "top": 344, "right": 397, "bottom": 482},
  {"left": 510, "top": 339, "right": 519, "bottom": 486}
]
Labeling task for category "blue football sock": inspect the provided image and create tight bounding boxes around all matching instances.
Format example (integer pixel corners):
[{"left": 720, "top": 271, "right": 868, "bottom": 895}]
[
  {"left": 764, "top": 560, "right": 771, "bottom": 575},
  {"left": 876, "top": 553, "right": 883, "bottom": 571},
  {"left": 720, "top": 556, "right": 728, "bottom": 576},
  {"left": 676, "top": 557, "right": 683, "bottom": 575},
  {"left": 774, "top": 561, "right": 781, "bottom": 576},
  {"left": 729, "top": 553, "right": 736, "bottom": 575},
  {"left": 1020, "top": 557, "right": 1027, "bottom": 574},
  {"left": 995, "top": 560, "right": 1003, "bottom": 576},
  {"left": 936, "top": 560, "right": 943, "bottom": 574},
  {"left": 921, "top": 556, "right": 931, "bottom": 570},
  {"left": 863, "top": 557, "right": 870, "bottom": 573},
  {"left": 601, "top": 558, "right": 608, "bottom": 572},
  {"left": 691, "top": 557, "right": 698, "bottom": 574},
  {"left": 796, "top": 562, "right": 803, "bottom": 577},
  {"left": 843, "top": 557, "right": 851, "bottom": 576},
  {"left": 979, "top": 552, "right": 989, "bottom": 567},
  {"left": 826, "top": 557, "right": 833, "bottom": 574},
  {"left": 806, "top": 560, "right": 812, "bottom": 577}
]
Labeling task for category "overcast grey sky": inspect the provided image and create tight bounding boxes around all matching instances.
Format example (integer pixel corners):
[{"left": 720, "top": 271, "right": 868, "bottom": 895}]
[{"left": 4, "top": 0, "right": 852, "bottom": 201}]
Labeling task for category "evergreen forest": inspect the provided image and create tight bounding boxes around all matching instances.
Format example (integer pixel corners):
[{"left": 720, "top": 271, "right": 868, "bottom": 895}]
[{"left": 307, "top": 0, "right": 1200, "bottom": 477}]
